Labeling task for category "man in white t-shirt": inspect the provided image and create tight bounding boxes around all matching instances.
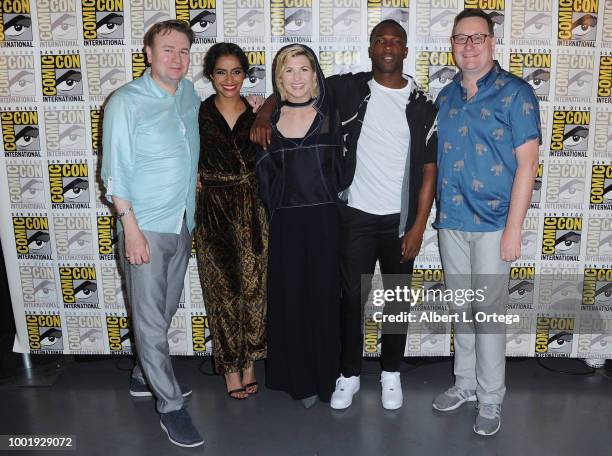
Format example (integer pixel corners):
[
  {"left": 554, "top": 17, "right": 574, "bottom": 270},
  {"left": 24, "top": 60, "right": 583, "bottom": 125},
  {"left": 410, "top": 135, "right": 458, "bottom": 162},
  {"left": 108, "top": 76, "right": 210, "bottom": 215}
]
[{"left": 324, "top": 20, "right": 438, "bottom": 410}]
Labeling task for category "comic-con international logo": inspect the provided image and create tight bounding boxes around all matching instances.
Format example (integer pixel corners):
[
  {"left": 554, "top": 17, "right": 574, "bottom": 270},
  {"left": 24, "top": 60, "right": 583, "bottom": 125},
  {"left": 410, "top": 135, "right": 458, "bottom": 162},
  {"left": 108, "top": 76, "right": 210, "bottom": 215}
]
[
  {"left": 578, "top": 317, "right": 612, "bottom": 358},
  {"left": 189, "top": 50, "right": 214, "bottom": 94},
  {"left": 169, "top": 312, "right": 188, "bottom": 355},
  {"left": 131, "top": 51, "right": 146, "bottom": 80},
  {"left": 12, "top": 215, "right": 52, "bottom": 259},
  {"left": 1, "top": 109, "right": 39, "bottom": 158},
  {"left": 530, "top": 162, "right": 544, "bottom": 208},
  {"left": 545, "top": 161, "right": 585, "bottom": 209},
  {"left": 319, "top": 0, "right": 361, "bottom": 43},
  {"left": 586, "top": 215, "right": 612, "bottom": 260},
  {"left": 26, "top": 314, "right": 63, "bottom": 354},
  {"left": 582, "top": 267, "right": 612, "bottom": 311},
  {"left": 415, "top": 50, "right": 457, "bottom": 99},
  {"left": 6, "top": 161, "right": 46, "bottom": 209},
  {"left": 36, "top": 0, "right": 79, "bottom": 46},
  {"left": 603, "top": 0, "right": 612, "bottom": 47},
  {"left": 537, "top": 263, "right": 582, "bottom": 311},
  {"left": 0, "top": 54, "right": 36, "bottom": 102},
  {"left": 319, "top": 46, "right": 360, "bottom": 78},
  {"left": 589, "top": 164, "right": 612, "bottom": 210},
  {"left": 509, "top": 0, "right": 553, "bottom": 44},
  {"left": 20, "top": 265, "right": 57, "bottom": 308},
  {"left": 82, "top": 0, "right": 125, "bottom": 46},
  {"left": 558, "top": 0, "right": 598, "bottom": 46},
  {"left": 415, "top": 0, "right": 458, "bottom": 43},
  {"left": 188, "top": 259, "right": 204, "bottom": 308},
  {"left": 0, "top": 0, "right": 33, "bottom": 47},
  {"left": 100, "top": 263, "right": 126, "bottom": 309},
  {"left": 130, "top": 0, "right": 171, "bottom": 45},
  {"left": 521, "top": 215, "right": 540, "bottom": 259},
  {"left": 367, "top": 0, "right": 409, "bottom": 36},
  {"left": 90, "top": 107, "right": 102, "bottom": 153},
  {"left": 54, "top": 214, "right": 94, "bottom": 260},
  {"left": 44, "top": 108, "right": 87, "bottom": 157},
  {"left": 555, "top": 51, "right": 594, "bottom": 103},
  {"left": 541, "top": 215, "right": 582, "bottom": 261},
  {"left": 464, "top": 0, "right": 505, "bottom": 40},
  {"left": 191, "top": 315, "right": 211, "bottom": 356},
  {"left": 509, "top": 51, "right": 551, "bottom": 102},
  {"left": 66, "top": 314, "right": 105, "bottom": 353},
  {"left": 97, "top": 214, "right": 118, "bottom": 260},
  {"left": 270, "top": 0, "right": 312, "bottom": 42},
  {"left": 176, "top": 0, "right": 217, "bottom": 44},
  {"left": 363, "top": 316, "right": 381, "bottom": 357},
  {"left": 106, "top": 315, "right": 132, "bottom": 354},
  {"left": 85, "top": 51, "right": 127, "bottom": 102},
  {"left": 535, "top": 316, "right": 574, "bottom": 357},
  {"left": 241, "top": 50, "right": 266, "bottom": 95},
  {"left": 48, "top": 161, "right": 90, "bottom": 209},
  {"left": 410, "top": 267, "right": 445, "bottom": 309},
  {"left": 597, "top": 53, "right": 612, "bottom": 104},
  {"left": 508, "top": 266, "right": 535, "bottom": 309},
  {"left": 40, "top": 53, "right": 84, "bottom": 102},
  {"left": 505, "top": 311, "right": 533, "bottom": 356},
  {"left": 550, "top": 109, "right": 589, "bottom": 157},
  {"left": 223, "top": 0, "right": 265, "bottom": 42},
  {"left": 406, "top": 322, "right": 446, "bottom": 356},
  {"left": 59, "top": 265, "right": 99, "bottom": 309}
]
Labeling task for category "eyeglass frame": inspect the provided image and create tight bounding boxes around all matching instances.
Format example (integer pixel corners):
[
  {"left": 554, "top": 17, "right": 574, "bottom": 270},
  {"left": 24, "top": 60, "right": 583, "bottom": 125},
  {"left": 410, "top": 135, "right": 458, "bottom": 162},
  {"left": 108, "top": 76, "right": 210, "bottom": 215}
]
[{"left": 451, "top": 33, "right": 492, "bottom": 45}]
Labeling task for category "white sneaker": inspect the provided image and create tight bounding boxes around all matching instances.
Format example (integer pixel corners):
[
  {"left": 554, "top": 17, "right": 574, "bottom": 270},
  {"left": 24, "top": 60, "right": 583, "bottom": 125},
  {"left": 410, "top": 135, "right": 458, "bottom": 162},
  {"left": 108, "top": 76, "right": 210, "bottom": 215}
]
[
  {"left": 381, "top": 371, "right": 403, "bottom": 410},
  {"left": 584, "top": 358, "right": 606, "bottom": 369},
  {"left": 330, "top": 375, "right": 360, "bottom": 410}
]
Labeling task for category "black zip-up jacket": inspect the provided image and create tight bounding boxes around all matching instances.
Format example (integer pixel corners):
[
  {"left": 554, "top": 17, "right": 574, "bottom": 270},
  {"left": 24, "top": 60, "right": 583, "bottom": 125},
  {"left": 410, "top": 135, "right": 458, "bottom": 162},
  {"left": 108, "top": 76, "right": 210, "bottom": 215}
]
[
  {"left": 256, "top": 45, "right": 345, "bottom": 220},
  {"left": 326, "top": 71, "right": 438, "bottom": 236}
]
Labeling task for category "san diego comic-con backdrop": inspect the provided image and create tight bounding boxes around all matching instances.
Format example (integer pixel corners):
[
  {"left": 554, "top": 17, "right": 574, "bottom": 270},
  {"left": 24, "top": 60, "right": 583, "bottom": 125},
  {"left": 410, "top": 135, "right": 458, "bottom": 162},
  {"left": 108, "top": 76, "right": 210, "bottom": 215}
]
[{"left": 0, "top": 0, "right": 611, "bottom": 360}]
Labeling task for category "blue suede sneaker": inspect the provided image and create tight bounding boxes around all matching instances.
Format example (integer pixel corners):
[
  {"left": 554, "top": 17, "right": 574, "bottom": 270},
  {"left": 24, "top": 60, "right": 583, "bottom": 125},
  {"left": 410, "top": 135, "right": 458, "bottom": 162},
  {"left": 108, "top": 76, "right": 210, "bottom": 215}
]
[
  {"left": 160, "top": 408, "right": 204, "bottom": 448},
  {"left": 129, "top": 377, "right": 192, "bottom": 398}
]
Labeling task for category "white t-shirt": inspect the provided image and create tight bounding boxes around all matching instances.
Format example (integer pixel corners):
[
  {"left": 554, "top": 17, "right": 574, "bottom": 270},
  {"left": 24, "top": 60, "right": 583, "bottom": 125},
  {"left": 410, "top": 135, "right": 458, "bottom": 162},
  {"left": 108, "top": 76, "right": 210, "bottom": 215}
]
[{"left": 347, "top": 78, "right": 412, "bottom": 215}]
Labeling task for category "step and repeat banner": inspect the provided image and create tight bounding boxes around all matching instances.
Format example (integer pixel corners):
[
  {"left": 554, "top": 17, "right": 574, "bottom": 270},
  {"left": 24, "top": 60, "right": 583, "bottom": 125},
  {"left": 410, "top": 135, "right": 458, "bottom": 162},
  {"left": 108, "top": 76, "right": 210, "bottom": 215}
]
[{"left": 0, "top": 0, "right": 611, "bottom": 360}]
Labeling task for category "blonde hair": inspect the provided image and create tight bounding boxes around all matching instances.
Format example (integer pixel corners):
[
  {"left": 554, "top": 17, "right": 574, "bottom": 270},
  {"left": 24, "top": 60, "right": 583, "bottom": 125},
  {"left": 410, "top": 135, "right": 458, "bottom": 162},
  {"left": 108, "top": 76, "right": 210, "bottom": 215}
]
[{"left": 273, "top": 45, "right": 319, "bottom": 101}]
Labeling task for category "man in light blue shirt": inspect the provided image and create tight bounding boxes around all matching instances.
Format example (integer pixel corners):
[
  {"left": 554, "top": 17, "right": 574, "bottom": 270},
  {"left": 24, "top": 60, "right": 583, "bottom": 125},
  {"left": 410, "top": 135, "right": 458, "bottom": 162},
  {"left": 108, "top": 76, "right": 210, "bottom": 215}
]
[{"left": 101, "top": 20, "right": 203, "bottom": 448}]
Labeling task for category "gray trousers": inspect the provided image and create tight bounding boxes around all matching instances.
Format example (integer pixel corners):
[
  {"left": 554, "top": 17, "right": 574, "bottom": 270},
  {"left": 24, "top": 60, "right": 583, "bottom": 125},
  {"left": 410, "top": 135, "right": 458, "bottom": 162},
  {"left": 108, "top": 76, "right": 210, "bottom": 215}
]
[
  {"left": 120, "top": 219, "right": 191, "bottom": 413},
  {"left": 438, "top": 229, "right": 510, "bottom": 405}
]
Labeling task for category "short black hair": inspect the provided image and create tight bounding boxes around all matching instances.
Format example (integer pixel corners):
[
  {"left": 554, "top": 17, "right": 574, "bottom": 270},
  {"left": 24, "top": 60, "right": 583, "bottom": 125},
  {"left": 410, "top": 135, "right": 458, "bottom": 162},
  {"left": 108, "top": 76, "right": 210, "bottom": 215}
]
[
  {"left": 452, "top": 9, "right": 495, "bottom": 36},
  {"left": 369, "top": 19, "right": 407, "bottom": 44},
  {"left": 143, "top": 19, "right": 194, "bottom": 49},
  {"left": 203, "top": 42, "right": 249, "bottom": 80}
]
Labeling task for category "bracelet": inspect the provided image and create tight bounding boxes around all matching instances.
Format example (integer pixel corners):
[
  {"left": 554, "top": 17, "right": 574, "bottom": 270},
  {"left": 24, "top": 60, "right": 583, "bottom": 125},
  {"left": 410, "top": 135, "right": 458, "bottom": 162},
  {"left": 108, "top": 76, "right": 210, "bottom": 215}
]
[{"left": 117, "top": 207, "right": 133, "bottom": 219}]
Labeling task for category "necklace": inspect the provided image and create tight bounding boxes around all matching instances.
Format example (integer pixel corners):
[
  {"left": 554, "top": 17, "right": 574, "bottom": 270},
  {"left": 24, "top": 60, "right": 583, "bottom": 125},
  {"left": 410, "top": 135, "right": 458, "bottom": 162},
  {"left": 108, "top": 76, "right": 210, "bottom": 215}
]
[{"left": 283, "top": 98, "right": 315, "bottom": 108}]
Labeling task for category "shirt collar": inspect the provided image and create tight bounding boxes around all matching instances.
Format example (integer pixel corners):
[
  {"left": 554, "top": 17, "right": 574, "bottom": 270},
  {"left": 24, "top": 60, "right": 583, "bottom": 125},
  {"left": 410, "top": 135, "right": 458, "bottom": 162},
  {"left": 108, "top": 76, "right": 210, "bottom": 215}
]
[
  {"left": 143, "top": 68, "right": 185, "bottom": 98},
  {"left": 453, "top": 60, "right": 501, "bottom": 91}
]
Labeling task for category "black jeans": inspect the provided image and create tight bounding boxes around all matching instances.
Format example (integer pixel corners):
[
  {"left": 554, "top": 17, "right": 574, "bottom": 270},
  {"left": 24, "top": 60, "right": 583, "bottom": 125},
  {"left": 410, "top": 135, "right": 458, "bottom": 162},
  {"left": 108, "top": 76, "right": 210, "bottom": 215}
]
[{"left": 339, "top": 204, "right": 414, "bottom": 377}]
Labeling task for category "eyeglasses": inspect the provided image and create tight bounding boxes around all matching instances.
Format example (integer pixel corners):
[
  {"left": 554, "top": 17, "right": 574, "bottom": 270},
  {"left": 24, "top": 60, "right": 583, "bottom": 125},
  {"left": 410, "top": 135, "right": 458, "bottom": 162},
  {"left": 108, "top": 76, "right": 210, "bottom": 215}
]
[{"left": 451, "top": 33, "right": 491, "bottom": 45}]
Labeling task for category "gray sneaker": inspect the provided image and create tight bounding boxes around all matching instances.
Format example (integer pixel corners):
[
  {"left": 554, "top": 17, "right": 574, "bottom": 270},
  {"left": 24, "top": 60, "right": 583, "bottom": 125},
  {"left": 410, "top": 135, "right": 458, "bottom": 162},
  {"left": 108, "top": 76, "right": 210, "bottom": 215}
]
[
  {"left": 160, "top": 408, "right": 204, "bottom": 448},
  {"left": 474, "top": 403, "right": 501, "bottom": 436},
  {"left": 432, "top": 385, "right": 477, "bottom": 411}
]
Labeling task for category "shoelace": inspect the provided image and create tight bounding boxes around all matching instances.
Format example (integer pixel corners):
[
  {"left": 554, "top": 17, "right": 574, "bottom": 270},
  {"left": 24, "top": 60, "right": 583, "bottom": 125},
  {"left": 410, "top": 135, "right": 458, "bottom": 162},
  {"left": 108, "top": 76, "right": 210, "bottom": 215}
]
[
  {"left": 448, "top": 385, "right": 472, "bottom": 400},
  {"left": 479, "top": 403, "right": 501, "bottom": 419}
]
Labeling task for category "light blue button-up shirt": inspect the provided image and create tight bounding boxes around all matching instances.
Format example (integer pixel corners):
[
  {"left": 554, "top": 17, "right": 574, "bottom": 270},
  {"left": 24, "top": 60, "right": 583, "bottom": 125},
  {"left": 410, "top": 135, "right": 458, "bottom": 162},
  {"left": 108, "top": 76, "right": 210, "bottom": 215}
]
[
  {"left": 434, "top": 61, "right": 541, "bottom": 232},
  {"left": 101, "top": 68, "right": 200, "bottom": 234}
]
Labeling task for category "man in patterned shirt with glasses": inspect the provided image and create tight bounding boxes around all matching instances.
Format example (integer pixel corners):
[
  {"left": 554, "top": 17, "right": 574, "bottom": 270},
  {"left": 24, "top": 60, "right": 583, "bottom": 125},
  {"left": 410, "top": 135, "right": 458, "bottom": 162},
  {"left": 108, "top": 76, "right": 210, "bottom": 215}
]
[{"left": 432, "top": 9, "right": 541, "bottom": 436}]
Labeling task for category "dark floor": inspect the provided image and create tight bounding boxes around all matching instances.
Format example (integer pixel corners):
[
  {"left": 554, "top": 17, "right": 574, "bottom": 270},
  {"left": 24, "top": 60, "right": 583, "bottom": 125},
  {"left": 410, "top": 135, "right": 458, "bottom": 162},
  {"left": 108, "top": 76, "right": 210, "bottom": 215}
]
[{"left": 1, "top": 357, "right": 611, "bottom": 456}]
